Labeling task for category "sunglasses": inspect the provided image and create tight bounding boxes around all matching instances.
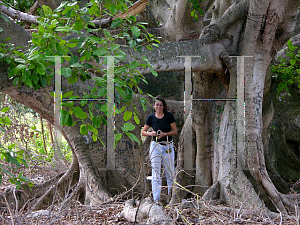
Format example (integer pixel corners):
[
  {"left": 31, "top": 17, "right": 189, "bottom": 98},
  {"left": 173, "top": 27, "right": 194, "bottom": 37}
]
[{"left": 155, "top": 104, "right": 164, "bottom": 107}]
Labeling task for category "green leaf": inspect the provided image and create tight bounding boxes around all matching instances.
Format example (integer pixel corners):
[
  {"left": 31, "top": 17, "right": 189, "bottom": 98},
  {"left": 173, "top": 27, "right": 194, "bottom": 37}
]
[
  {"left": 94, "top": 48, "right": 107, "bottom": 56},
  {"left": 66, "top": 42, "right": 77, "bottom": 48},
  {"left": 0, "top": 14, "right": 10, "bottom": 23},
  {"left": 87, "top": 124, "right": 94, "bottom": 132},
  {"left": 150, "top": 67, "right": 158, "bottom": 77},
  {"left": 73, "top": 107, "right": 87, "bottom": 119},
  {"left": 92, "top": 116, "right": 102, "bottom": 128},
  {"left": 106, "top": 3, "right": 118, "bottom": 14},
  {"left": 13, "top": 77, "right": 19, "bottom": 86},
  {"left": 191, "top": 9, "right": 195, "bottom": 17},
  {"left": 123, "top": 111, "right": 132, "bottom": 121},
  {"left": 60, "top": 109, "right": 72, "bottom": 126},
  {"left": 129, "top": 40, "right": 136, "bottom": 48},
  {"left": 66, "top": 114, "right": 73, "bottom": 126},
  {"left": 92, "top": 134, "right": 97, "bottom": 142},
  {"left": 287, "top": 39, "right": 296, "bottom": 51},
  {"left": 36, "top": 63, "right": 46, "bottom": 75},
  {"left": 67, "top": 1, "right": 77, "bottom": 7},
  {"left": 70, "top": 63, "right": 83, "bottom": 68},
  {"left": 111, "top": 18, "right": 123, "bottom": 28},
  {"left": 15, "top": 64, "right": 27, "bottom": 71},
  {"left": 115, "top": 107, "right": 121, "bottom": 114},
  {"left": 40, "top": 76, "right": 47, "bottom": 87},
  {"left": 88, "top": 36, "right": 102, "bottom": 43},
  {"left": 68, "top": 74, "right": 78, "bottom": 84},
  {"left": 80, "top": 124, "right": 88, "bottom": 135},
  {"left": 55, "top": 1, "right": 68, "bottom": 12},
  {"left": 103, "top": 29, "right": 111, "bottom": 37},
  {"left": 115, "top": 86, "right": 126, "bottom": 99},
  {"left": 92, "top": 127, "right": 98, "bottom": 135},
  {"left": 62, "top": 67, "right": 72, "bottom": 78},
  {"left": 289, "top": 59, "right": 296, "bottom": 65},
  {"left": 125, "top": 132, "right": 140, "bottom": 144},
  {"left": 139, "top": 97, "right": 147, "bottom": 111},
  {"left": 194, "top": 14, "right": 198, "bottom": 21},
  {"left": 15, "top": 58, "right": 26, "bottom": 64},
  {"left": 115, "top": 133, "right": 122, "bottom": 142},
  {"left": 89, "top": 5, "right": 98, "bottom": 15},
  {"left": 122, "top": 123, "right": 135, "bottom": 132},
  {"left": 55, "top": 26, "right": 72, "bottom": 32},
  {"left": 131, "top": 26, "right": 140, "bottom": 38},
  {"left": 9, "top": 155, "right": 20, "bottom": 168},
  {"left": 1, "top": 107, "right": 10, "bottom": 113},
  {"left": 1, "top": 117, "right": 11, "bottom": 125},
  {"left": 28, "top": 53, "right": 40, "bottom": 61},
  {"left": 61, "top": 110, "right": 70, "bottom": 125},
  {"left": 74, "top": 19, "right": 85, "bottom": 31},
  {"left": 42, "top": 5, "right": 53, "bottom": 15},
  {"left": 129, "top": 61, "right": 139, "bottom": 70},
  {"left": 111, "top": 44, "right": 120, "bottom": 51},
  {"left": 2, "top": 168, "right": 14, "bottom": 177},
  {"left": 133, "top": 112, "right": 140, "bottom": 124},
  {"left": 114, "top": 133, "right": 122, "bottom": 148},
  {"left": 62, "top": 91, "right": 73, "bottom": 98},
  {"left": 8, "top": 144, "right": 15, "bottom": 150},
  {"left": 50, "top": 19, "right": 58, "bottom": 29}
]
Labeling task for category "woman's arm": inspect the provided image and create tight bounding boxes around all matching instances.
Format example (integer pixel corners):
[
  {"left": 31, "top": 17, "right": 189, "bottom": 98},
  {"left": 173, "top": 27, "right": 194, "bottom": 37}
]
[
  {"left": 157, "top": 122, "right": 177, "bottom": 139},
  {"left": 142, "top": 124, "right": 156, "bottom": 137},
  {"left": 165, "top": 122, "right": 177, "bottom": 136}
]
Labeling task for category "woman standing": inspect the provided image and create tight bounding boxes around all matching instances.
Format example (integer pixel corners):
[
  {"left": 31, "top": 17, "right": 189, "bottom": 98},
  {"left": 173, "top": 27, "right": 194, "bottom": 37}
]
[{"left": 142, "top": 95, "right": 177, "bottom": 203}]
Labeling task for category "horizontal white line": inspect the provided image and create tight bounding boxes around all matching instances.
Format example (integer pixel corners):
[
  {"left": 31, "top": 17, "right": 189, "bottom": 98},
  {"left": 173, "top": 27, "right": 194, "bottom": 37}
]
[
  {"left": 61, "top": 99, "right": 107, "bottom": 101},
  {"left": 192, "top": 99, "right": 237, "bottom": 101}
]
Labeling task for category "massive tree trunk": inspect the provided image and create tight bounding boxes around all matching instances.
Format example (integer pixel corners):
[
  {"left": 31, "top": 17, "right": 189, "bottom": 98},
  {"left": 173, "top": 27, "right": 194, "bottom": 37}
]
[{"left": 1, "top": 0, "right": 300, "bottom": 220}]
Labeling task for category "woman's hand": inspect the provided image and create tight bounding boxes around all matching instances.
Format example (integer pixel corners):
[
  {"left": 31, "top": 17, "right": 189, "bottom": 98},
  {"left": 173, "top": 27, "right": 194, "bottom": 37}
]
[
  {"left": 156, "top": 130, "right": 166, "bottom": 139},
  {"left": 142, "top": 125, "right": 156, "bottom": 137},
  {"left": 149, "top": 131, "right": 157, "bottom": 136}
]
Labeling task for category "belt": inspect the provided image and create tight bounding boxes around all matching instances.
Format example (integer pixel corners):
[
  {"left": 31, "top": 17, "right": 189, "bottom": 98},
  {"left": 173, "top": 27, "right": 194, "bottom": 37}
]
[
  {"left": 158, "top": 142, "right": 167, "bottom": 145},
  {"left": 158, "top": 141, "right": 172, "bottom": 145}
]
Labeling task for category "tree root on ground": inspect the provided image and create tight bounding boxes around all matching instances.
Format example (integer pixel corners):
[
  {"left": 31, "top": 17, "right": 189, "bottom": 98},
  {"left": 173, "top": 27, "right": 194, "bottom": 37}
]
[
  {"left": 119, "top": 197, "right": 175, "bottom": 224},
  {"left": 0, "top": 155, "right": 80, "bottom": 211}
]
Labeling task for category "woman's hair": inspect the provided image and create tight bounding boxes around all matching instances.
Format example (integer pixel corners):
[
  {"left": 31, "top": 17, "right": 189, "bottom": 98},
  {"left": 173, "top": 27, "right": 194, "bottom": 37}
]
[{"left": 154, "top": 95, "right": 168, "bottom": 113}]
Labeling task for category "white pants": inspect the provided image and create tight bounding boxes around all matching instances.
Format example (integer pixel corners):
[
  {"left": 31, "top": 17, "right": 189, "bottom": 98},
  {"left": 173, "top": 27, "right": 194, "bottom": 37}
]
[{"left": 149, "top": 141, "right": 174, "bottom": 201}]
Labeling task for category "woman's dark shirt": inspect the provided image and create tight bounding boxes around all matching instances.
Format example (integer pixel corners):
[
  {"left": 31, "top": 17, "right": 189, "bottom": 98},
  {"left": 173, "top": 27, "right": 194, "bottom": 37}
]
[{"left": 145, "top": 112, "right": 175, "bottom": 142}]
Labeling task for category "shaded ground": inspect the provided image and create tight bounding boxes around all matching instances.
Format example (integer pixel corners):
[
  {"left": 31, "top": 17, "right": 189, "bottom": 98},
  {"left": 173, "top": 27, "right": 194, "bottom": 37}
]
[{"left": 0, "top": 165, "right": 298, "bottom": 224}]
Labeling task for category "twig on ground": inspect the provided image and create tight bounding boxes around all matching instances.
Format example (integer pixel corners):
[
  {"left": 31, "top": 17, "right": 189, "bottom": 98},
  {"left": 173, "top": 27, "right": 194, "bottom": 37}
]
[{"left": 2, "top": 192, "right": 14, "bottom": 225}]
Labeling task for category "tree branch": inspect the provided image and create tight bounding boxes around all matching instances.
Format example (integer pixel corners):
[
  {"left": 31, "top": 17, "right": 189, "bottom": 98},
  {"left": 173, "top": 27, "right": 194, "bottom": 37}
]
[
  {"left": 90, "top": 0, "right": 149, "bottom": 28},
  {"left": 29, "top": 1, "right": 40, "bottom": 15},
  {"left": 0, "top": 2, "right": 38, "bottom": 24},
  {"left": 0, "top": 0, "right": 150, "bottom": 29},
  {"left": 121, "top": 40, "right": 226, "bottom": 75}
]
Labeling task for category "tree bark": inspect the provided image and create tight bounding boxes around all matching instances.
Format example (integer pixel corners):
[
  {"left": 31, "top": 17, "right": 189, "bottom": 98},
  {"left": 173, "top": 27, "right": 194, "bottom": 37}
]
[
  {"left": 192, "top": 72, "right": 214, "bottom": 194},
  {"left": 40, "top": 115, "right": 47, "bottom": 155},
  {"left": 241, "top": 0, "right": 294, "bottom": 213}
]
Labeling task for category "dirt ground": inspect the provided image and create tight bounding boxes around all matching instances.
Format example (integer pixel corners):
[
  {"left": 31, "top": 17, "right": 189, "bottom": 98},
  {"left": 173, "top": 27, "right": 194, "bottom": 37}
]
[{"left": 0, "top": 165, "right": 298, "bottom": 225}]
